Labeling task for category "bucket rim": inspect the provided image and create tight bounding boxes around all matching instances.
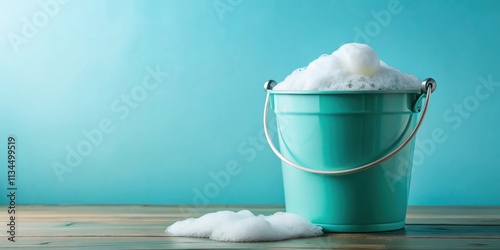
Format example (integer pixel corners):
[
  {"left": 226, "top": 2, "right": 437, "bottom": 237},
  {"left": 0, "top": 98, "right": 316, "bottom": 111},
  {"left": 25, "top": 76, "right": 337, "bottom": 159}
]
[{"left": 268, "top": 89, "right": 421, "bottom": 95}]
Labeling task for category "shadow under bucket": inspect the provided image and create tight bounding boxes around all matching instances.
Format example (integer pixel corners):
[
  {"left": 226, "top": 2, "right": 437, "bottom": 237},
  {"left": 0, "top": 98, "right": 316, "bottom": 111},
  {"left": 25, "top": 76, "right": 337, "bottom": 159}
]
[{"left": 263, "top": 79, "right": 437, "bottom": 232}]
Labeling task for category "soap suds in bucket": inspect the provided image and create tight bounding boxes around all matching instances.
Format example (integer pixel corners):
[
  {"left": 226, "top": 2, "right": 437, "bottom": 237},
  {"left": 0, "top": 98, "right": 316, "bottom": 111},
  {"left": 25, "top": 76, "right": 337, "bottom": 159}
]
[
  {"left": 165, "top": 210, "right": 323, "bottom": 242},
  {"left": 274, "top": 43, "right": 420, "bottom": 91}
]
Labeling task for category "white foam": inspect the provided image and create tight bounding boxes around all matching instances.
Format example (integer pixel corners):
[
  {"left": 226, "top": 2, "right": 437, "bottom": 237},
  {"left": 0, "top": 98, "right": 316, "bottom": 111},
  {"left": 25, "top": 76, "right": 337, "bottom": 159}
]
[
  {"left": 165, "top": 210, "right": 323, "bottom": 242},
  {"left": 274, "top": 43, "right": 420, "bottom": 91}
]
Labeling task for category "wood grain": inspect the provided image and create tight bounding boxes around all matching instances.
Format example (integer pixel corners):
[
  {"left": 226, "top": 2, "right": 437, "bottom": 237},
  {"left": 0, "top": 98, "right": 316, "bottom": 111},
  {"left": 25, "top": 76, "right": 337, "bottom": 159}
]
[{"left": 1, "top": 205, "right": 499, "bottom": 249}]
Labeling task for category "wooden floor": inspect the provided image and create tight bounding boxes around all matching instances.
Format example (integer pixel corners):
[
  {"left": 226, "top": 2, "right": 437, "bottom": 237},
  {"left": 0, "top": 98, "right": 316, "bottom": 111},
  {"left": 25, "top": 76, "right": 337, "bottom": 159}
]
[{"left": 1, "top": 205, "right": 500, "bottom": 249}]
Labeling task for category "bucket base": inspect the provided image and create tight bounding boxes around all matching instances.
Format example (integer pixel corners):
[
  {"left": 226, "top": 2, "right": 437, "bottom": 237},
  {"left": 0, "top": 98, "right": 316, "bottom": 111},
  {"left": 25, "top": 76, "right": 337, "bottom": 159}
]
[{"left": 317, "top": 221, "right": 406, "bottom": 233}]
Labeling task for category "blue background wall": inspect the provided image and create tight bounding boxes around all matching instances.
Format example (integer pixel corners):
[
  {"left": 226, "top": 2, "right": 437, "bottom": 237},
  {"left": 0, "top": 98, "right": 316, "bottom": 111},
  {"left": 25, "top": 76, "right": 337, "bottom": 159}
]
[{"left": 1, "top": 0, "right": 499, "bottom": 205}]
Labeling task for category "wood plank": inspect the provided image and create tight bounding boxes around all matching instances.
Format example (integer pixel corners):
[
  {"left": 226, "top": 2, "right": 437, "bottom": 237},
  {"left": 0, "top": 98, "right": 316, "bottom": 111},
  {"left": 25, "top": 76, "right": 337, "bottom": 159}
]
[
  {"left": 1, "top": 237, "right": 500, "bottom": 249},
  {"left": 1, "top": 205, "right": 500, "bottom": 249},
  {"left": 407, "top": 206, "right": 500, "bottom": 225},
  {"left": 4, "top": 205, "right": 500, "bottom": 225},
  {"left": 4, "top": 223, "right": 500, "bottom": 238},
  {"left": 7, "top": 205, "right": 500, "bottom": 216}
]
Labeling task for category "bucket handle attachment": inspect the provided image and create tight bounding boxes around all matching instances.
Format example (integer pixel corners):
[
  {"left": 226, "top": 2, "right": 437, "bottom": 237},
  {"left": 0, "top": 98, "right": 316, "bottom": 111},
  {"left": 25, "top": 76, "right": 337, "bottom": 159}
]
[{"left": 263, "top": 78, "right": 437, "bottom": 176}]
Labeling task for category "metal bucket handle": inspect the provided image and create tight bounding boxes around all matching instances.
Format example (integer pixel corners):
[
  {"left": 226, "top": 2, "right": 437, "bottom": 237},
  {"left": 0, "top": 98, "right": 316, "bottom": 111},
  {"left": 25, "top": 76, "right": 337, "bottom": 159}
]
[{"left": 263, "top": 78, "right": 437, "bottom": 176}]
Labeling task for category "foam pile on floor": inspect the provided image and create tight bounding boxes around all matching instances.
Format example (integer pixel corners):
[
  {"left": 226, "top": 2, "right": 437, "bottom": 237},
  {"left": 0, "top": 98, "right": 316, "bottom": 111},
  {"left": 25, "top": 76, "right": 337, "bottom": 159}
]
[{"left": 165, "top": 210, "right": 323, "bottom": 242}]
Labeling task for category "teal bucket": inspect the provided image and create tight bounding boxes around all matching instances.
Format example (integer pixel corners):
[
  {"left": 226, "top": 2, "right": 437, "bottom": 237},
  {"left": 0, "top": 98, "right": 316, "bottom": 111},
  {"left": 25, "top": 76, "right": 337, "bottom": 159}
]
[{"left": 263, "top": 79, "right": 437, "bottom": 232}]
